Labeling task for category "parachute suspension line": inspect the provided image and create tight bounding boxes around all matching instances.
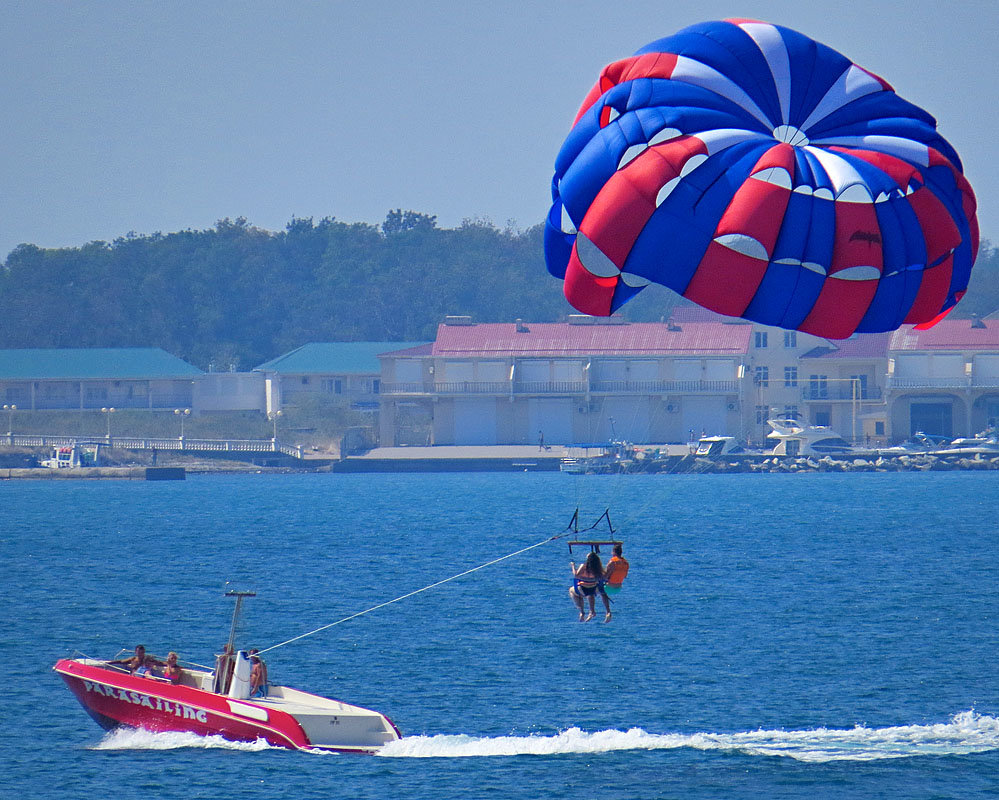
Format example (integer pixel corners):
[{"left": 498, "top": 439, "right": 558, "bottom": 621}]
[
  {"left": 565, "top": 507, "right": 580, "bottom": 533},
  {"left": 256, "top": 534, "right": 563, "bottom": 657}
]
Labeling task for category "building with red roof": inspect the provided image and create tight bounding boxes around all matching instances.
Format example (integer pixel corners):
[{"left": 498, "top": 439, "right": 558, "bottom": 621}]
[
  {"left": 374, "top": 313, "right": 999, "bottom": 448},
  {"left": 379, "top": 316, "right": 753, "bottom": 446},
  {"left": 885, "top": 319, "right": 999, "bottom": 438}
]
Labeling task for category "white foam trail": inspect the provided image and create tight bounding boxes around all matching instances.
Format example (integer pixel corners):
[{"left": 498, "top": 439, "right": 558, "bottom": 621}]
[
  {"left": 378, "top": 712, "right": 999, "bottom": 762},
  {"left": 91, "top": 727, "right": 277, "bottom": 752}
]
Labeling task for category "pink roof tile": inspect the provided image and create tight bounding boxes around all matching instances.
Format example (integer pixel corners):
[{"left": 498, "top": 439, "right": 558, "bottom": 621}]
[
  {"left": 801, "top": 332, "right": 891, "bottom": 359},
  {"left": 431, "top": 321, "right": 751, "bottom": 357},
  {"left": 889, "top": 320, "right": 999, "bottom": 351},
  {"left": 667, "top": 306, "right": 741, "bottom": 324}
]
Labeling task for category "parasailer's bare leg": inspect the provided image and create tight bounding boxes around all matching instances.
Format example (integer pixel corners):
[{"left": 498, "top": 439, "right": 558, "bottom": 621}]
[
  {"left": 599, "top": 589, "right": 612, "bottom": 623},
  {"left": 569, "top": 587, "right": 585, "bottom": 621}
]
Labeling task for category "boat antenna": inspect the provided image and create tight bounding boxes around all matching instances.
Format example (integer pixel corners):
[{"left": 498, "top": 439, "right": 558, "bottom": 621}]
[{"left": 224, "top": 589, "right": 256, "bottom": 655}]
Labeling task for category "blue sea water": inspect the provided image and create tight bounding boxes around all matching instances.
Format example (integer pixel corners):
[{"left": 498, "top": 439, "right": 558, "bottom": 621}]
[{"left": 4, "top": 471, "right": 999, "bottom": 799}]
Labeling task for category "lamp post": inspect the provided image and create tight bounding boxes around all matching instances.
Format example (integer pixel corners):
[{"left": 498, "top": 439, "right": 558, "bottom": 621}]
[
  {"left": 269, "top": 410, "right": 283, "bottom": 446},
  {"left": 174, "top": 408, "right": 191, "bottom": 440},
  {"left": 101, "top": 407, "right": 116, "bottom": 444},
  {"left": 3, "top": 404, "right": 15, "bottom": 444}
]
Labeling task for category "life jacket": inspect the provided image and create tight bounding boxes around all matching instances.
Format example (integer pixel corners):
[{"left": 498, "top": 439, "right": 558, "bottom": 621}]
[{"left": 603, "top": 556, "right": 629, "bottom": 587}]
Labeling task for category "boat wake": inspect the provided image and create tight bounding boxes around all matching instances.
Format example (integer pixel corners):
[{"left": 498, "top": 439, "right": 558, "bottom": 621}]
[
  {"left": 378, "top": 711, "right": 999, "bottom": 762},
  {"left": 92, "top": 727, "right": 277, "bottom": 752}
]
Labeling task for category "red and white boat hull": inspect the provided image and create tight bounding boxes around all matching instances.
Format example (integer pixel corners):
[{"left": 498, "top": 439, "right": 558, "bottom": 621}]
[{"left": 54, "top": 658, "right": 400, "bottom": 753}]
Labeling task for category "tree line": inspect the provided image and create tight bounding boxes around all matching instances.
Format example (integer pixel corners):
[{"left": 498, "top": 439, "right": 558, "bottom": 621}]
[{"left": 0, "top": 211, "right": 995, "bottom": 371}]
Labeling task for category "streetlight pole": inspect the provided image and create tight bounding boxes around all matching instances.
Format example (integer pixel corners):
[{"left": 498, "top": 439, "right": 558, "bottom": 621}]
[
  {"left": 174, "top": 408, "right": 191, "bottom": 442},
  {"left": 3, "top": 404, "right": 15, "bottom": 444},
  {"left": 101, "top": 407, "right": 116, "bottom": 444},
  {"left": 269, "top": 410, "right": 283, "bottom": 448}
]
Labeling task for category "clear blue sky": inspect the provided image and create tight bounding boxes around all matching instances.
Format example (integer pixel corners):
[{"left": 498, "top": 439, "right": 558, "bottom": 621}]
[{"left": 3, "top": 0, "right": 996, "bottom": 259}]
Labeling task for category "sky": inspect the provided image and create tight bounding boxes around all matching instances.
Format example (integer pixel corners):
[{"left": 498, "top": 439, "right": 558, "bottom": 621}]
[{"left": 2, "top": 0, "right": 997, "bottom": 260}]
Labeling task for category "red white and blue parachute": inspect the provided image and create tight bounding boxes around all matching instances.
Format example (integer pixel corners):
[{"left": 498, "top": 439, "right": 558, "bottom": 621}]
[{"left": 545, "top": 20, "right": 979, "bottom": 338}]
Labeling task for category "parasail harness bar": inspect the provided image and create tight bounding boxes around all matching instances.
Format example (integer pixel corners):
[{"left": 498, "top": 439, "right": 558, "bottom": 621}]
[{"left": 564, "top": 508, "right": 620, "bottom": 553}]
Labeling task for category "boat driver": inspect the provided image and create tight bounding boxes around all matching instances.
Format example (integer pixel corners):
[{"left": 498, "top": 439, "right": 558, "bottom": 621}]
[{"left": 110, "top": 644, "right": 151, "bottom": 673}]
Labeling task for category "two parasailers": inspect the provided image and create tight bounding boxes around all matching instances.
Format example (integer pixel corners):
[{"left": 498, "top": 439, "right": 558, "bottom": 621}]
[{"left": 569, "top": 543, "right": 629, "bottom": 623}]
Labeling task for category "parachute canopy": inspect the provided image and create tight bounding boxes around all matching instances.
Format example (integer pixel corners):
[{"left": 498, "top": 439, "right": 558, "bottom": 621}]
[{"left": 545, "top": 20, "right": 979, "bottom": 339}]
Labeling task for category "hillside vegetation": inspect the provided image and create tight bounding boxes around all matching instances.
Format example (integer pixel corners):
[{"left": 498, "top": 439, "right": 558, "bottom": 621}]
[{"left": 1, "top": 211, "right": 994, "bottom": 370}]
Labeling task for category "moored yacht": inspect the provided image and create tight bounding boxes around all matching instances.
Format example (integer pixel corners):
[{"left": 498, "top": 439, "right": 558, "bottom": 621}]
[{"left": 766, "top": 418, "right": 854, "bottom": 457}]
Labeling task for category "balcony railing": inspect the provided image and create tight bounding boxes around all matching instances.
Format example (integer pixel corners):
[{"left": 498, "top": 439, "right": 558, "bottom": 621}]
[
  {"left": 512, "top": 381, "right": 588, "bottom": 394},
  {"left": 380, "top": 382, "right": 430, "bottom": 394},
  {"left": 801, "top": 386, "right": 883, "bottom": 401},
  {"left": 381, "top": 379, "right": 738, "bottom": 396},
  {"left": 885, "top": 376, "right": 971, "bottom": 389},
  {"left": 435, "top": 381, "right": 511, "bottom": 394},
  {"left": 589, "top": 379, "right": 738, "bottom": 394}
]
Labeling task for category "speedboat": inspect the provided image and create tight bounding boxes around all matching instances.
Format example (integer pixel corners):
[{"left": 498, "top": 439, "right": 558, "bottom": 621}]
[
  {"left": 933, "top": 428, "right": 999, "bottom": 456},
  {"left": 766, "top": 418, "right": 854, "bottom": 457},
  {"left": 559, "top": 456, "right": 585, "bottom": 474},
  {"left": 694, "top": 435, "right": 747, "bottom": 458},
  {"left": 878, "top": 431, "right": 951, "bottom": 455},
  {"left": 53, "top": 591, "right": 400, "bottom": 753}
]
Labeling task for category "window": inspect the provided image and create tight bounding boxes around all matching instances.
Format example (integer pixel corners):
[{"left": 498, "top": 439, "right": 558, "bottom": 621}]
[
  {"left": 372, "top": 379, "right": 380, "bottom": 394},
  {"left": 754, "top": 366, "right": 769, "bottom": 387},
  {"left": 755, "top": 331, "right": 768, "bottom": 348},
  {"left": 784, "top": 404, "right": 799, "bottom": 420},
  {"left": 875, "top": 421, "right": 885, "bottom": 436},
  {"left": 756, "top": 405, "right": 769, "bottom": 424},
  {"left": 849, "top": 374, "right": 869, "bottom": 398},
  {"left": 784, "top": 331, "right": 797, "bottom": 348},
  {"left": 301, "top": 377, "right": 310, "bottom": 385},
  {"left": 809, "top": 374, "right": 828, "bottom": 398},
  {"left": 784, "top": 366, "right": 798, "bottom": 387},
  {"left": 84, "top": 387, "right": 108, "bottom": 403}
]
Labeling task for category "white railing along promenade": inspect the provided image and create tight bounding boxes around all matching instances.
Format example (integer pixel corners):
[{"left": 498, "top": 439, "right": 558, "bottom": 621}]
[{"left": 3, "top": 434, "right": 303, "bottom": 459}]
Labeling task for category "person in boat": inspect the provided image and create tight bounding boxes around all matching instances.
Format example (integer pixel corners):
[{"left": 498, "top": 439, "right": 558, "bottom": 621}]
[
  {"left": 162, "top": 652, "right": 183, "bottom": 684},
  {"left": 249, "top": 648, "right": 268, "bottom": 697},
  {"left": 136, "top": 655, "right": 161, "bottom": 678},
  {"left": 214, "top": 644, "right": 235, "bottom": 693},
  {"left": 110, "top": 644, "right": 161, "bottom": 673},
  {"left": 602, "top": 543, "right": 630, "bottom": 598},
  {"left": 569, "top": 551, "right": 611, "bottom": 623}
]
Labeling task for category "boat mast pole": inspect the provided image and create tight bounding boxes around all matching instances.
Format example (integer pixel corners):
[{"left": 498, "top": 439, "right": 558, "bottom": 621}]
[{"left": 224, "top": 590, "right": 256, "bottom": 654}]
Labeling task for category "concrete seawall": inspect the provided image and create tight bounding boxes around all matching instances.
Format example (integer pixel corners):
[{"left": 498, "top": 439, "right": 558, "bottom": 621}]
[{"left": 0, "top": 467, "right": 185, "bottom": 480}]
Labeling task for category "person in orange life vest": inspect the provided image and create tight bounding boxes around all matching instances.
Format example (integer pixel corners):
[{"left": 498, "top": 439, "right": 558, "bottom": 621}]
[
  {"left": 569, "top": 550, "right": 611, "bottom": 622},
  {"left": 602, "top": 543, "right": 629, "bottom": 596}
]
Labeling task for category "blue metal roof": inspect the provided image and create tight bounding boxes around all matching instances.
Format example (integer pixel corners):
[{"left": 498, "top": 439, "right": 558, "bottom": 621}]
[
  {"left": 0, "top": 348, "right": 203, "bottom": 379},
  {"left": 254, "top": 342, "right": 427, "bottom": 375}
]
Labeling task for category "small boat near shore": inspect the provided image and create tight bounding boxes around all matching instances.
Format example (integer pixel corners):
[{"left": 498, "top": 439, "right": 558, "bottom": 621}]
[
  {"left": 766, "top": 418, "right": 855, "bottom": 457},
  {"left": 53, "top": 591, "right": 400, "bottom": 753}
]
